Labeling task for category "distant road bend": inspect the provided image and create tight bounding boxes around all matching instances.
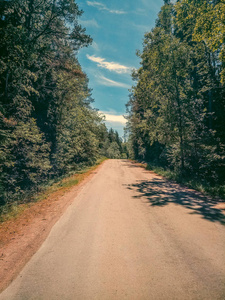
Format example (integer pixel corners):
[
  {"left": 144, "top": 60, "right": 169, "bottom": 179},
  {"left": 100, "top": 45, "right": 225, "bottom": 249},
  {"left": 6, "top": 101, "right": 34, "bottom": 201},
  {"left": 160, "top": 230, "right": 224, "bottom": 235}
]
[{"left": 1, "top": 159, "right": 225, "bottom": 300}]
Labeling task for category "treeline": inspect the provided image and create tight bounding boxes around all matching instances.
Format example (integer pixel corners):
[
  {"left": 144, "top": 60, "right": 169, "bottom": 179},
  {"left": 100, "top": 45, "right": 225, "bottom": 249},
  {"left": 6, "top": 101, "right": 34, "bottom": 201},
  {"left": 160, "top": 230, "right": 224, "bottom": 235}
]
[
  {"left": 127, "top": 0, "right": 225, "bottom": 187},
  {"left": 100, "top": 128, "right": 128, "bottom": 159},
  {"left": 0, "top": 0, "right": 122, "bottom": 206}
]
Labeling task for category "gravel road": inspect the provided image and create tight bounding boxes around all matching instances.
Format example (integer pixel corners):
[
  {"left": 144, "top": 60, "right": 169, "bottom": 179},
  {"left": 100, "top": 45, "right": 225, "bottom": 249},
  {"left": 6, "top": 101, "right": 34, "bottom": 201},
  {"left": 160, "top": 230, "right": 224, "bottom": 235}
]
[{"left": 1, "top": 159, "right": 225, "bottom": 299}]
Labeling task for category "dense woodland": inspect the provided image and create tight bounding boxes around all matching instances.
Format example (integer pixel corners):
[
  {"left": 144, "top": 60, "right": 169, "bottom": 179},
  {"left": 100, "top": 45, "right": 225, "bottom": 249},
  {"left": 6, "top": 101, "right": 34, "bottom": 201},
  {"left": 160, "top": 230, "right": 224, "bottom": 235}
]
[
  {"left": 126, "top": 0, "right": 225, "bottom": 191},
  {"left": 0, "top": 0, "right": 123, "bottom": 206},
  {"left": 1, "top": 0, "right": 224, "bottom": 207}
]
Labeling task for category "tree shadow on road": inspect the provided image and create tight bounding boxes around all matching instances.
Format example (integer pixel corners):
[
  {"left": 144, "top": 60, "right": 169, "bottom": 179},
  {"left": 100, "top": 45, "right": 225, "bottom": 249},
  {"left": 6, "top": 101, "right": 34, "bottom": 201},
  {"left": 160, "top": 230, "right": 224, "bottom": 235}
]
[
  {"left": 122, "top": 161, "right": 146, "bottom": 169},
  {"left": 126, "top": 178, "right": 225, "bottom": 225}
]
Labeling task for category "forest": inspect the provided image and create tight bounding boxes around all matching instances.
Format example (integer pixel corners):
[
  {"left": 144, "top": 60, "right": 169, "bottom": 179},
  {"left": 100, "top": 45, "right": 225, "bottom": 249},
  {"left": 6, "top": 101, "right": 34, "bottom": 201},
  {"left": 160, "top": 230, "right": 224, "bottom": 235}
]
[
  {"left": 1, "top": 0, "right": 224, "bottom": 209},
  {"left": 126, "top": 0, "right": 225, "bottom": 197},
  {"left": 0, "top": 0, "right": 124, "bottom": 207}
]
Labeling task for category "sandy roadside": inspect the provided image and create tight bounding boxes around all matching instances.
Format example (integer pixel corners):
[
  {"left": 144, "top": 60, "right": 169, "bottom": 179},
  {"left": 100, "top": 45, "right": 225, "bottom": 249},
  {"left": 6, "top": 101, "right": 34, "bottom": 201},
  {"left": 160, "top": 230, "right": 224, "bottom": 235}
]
[{"left": 0, "top": 161, "right": 105, "bottom": 293}]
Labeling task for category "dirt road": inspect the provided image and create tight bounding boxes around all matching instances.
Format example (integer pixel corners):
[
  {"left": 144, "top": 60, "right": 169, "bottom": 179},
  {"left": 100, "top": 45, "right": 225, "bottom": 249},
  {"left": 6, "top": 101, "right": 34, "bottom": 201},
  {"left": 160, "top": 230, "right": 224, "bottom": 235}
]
[{"left": 1, "top": 160, "right": 225, "bottom": 299}]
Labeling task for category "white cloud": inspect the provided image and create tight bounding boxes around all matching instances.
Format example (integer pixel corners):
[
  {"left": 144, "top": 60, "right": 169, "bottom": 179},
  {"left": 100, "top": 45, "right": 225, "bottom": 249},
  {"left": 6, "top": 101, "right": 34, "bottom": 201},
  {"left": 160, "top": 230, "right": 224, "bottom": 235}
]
[
  {"left": 98, "top": 75, "right": 130, "bottom": 89},
  {"left": 87, "top": 55, "right": 132, "bottom": 74},
  {"left": 86, "top": 1, "right": 126, "bottom": 14},
  {"left": 80, "top": 19, "right": 100, "bottom": 28},
  {"left": 101, "top": 112, "right": 127, "bottom": 124}
]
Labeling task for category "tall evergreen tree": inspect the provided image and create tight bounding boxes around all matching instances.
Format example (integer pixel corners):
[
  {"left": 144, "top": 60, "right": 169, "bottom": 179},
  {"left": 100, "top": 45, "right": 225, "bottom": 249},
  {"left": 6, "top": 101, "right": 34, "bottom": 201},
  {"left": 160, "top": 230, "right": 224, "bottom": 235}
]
[
  {"left": 126, "top": 0, "right": 225, "bottom": 182},
  {"left": 0, "top": 0, "right": 107, "bottom": 205}
]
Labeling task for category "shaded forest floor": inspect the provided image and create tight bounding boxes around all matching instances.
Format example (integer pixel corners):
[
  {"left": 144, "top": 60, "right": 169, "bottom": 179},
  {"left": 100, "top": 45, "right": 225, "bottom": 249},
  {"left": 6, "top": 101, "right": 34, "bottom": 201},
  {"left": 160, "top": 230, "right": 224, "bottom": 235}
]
[
  {"left": 133, "top": 161, "right": 225, "bottom": 201},
  {"left": 0, "top": 159, "right": 106, "bottom": 293}
]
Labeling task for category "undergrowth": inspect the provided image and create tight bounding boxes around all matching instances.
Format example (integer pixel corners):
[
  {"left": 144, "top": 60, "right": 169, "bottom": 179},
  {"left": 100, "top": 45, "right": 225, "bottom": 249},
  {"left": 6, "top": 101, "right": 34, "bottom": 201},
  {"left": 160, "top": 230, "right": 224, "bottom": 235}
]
[
  {"left": 145, "top": 162, "right": 225, "bottom": 200},
  {"left": 0, "top": 157, "right": 107, "bottom": 223}
]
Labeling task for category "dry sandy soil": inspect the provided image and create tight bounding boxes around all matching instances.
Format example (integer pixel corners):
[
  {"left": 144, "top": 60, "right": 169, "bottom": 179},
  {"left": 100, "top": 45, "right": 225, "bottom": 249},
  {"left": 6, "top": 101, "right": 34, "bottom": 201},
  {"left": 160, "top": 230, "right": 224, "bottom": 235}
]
[{"left": 0, "top": 162, "right": 105, "bottom": 293}]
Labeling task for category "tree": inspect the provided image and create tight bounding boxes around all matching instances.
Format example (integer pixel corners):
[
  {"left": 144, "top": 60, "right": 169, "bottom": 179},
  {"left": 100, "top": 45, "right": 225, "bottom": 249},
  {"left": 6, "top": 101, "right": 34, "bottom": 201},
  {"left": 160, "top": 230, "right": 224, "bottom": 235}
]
[
  {"left": 126, "top": 0, "right": 225, "bottom": 182},
  {"left": 0, "top": 0, "right": 107, "bottom": 205},
  {"left": 106, "top": 142, "right": 121, "bottom": 159}
]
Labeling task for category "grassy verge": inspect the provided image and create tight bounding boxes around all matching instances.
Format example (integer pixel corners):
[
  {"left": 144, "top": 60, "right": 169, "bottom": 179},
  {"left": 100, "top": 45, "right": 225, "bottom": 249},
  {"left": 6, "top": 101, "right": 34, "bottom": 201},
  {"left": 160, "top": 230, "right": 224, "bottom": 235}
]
[
  {"left": 137, "top": 161, "right": 225, "bottom": 200},
  {"left": 0, "top": 157, "right": 107, "bottom": 223}
]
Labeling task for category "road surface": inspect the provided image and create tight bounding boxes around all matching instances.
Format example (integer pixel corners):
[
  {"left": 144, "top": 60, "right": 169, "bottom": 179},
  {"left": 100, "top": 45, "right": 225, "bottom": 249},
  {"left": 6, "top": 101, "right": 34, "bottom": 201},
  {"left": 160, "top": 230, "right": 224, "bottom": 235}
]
[{"left": 1, "top": 160, "right": 225, "bottom": 299}]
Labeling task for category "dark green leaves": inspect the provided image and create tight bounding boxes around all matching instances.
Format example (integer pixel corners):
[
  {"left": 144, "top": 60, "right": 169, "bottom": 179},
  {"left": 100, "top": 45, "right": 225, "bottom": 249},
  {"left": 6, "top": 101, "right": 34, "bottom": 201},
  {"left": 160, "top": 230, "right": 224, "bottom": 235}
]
[
  {"left": 126, "top": 0, "right": 225, "bottom": 183},
  {"left": 0, "top": 0, "right": 103, "bottom": 205}
]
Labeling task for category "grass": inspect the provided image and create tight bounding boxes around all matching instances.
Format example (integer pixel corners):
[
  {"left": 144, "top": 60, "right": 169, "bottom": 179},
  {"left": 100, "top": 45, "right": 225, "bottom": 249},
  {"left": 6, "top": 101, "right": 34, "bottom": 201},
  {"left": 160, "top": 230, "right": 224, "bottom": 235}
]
[
  {"left": 0, "top": 157, "right": 107, "bottom": 223},
  {"left": 143, "top": 162, "right": 225, "bottom": 200},
  {"left": 0, "top": 202, "right": 28, "bottom": 222}
]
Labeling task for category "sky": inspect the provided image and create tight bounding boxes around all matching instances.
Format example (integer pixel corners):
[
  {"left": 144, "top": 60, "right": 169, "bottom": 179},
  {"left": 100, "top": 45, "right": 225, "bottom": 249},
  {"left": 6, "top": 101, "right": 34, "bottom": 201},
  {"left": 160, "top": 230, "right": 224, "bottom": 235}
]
[{"left": 76, "top": 0, "right": 164, "bottom": 137}]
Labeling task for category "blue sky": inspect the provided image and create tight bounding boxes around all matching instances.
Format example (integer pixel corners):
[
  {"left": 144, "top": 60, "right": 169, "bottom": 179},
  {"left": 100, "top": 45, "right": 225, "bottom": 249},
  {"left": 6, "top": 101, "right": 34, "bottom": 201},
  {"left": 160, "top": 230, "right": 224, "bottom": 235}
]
[{"left": 76, "top": 0, "right": 164, "bottom": 136}]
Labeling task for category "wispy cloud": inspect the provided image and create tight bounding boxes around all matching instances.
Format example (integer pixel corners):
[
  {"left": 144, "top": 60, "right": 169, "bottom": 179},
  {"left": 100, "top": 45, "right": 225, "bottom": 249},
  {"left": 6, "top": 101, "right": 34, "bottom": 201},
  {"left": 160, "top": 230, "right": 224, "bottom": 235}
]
[
  {"left": 134, "top": 8, "right": 147, "bottom": 15},
  {"left": 86, "top": 1, "right": 126, "bottom": 14},
  {"left": 101, "top": 112, "right": 127, "bottom": 124},
  {"left": 131, "top": 22, "right": 151, "bottom": 33},
  {"left": 98, "top": 75, "right": 130, "bottom": 89},
  {"left": 140, "top": 0, "right": 161, "bottom": 13},
  {"left": 80, "top": 19, "right": 100, "bottom": 28},
  {"left": 87, "top": 55, "right": 132, "bottom": 74},
  {"left": 91, "top": 41, "right": 99, "bottom": 51}
]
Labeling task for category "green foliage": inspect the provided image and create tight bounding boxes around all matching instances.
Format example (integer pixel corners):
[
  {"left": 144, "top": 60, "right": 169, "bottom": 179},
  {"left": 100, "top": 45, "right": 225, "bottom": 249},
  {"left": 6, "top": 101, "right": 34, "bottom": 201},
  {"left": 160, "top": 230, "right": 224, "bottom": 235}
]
[
  {"left": 0, "top": 119, "right": 51, "bottom": 203},
  {"left": 126, "top": 0, "right": 225, "bottom": 186},
  {"left": 175, "top": 0, "right": 225, "bottom": 82},
  {"left": 100, "top": 127, "right": 124, "bottom": 159},
  {"left": 146, "top": 162, "right": 225, "bottom": 200},
  {"left": 0, "top": 0, "right": 108, "bottom": 206},
  {"left": 0, "top": 157, "right": 107, "bottom": 222},
  {"left": 106, "top": 142, "right": 121, "bottom": 159}
]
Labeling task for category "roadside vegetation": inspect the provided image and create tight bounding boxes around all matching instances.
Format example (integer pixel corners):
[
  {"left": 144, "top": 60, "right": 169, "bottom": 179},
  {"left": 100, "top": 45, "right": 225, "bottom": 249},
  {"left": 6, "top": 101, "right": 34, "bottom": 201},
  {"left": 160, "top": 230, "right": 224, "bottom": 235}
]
[
  {"left": 100, "top": 128, "right": 128, "bottom": 159},
  {"left": 126, "top": 0, "right": 225, "bottom": 199},
  {"left": 1, "top": 0, "right": 223, "bottom": 220},
  {"left": 0, "top": 157, "right": 106, "bottom": 223},
  {"left": 0, "top": 0, "right": 126, "bottom": 217},
  {"left": 145, "top": 163, "right": 225, "bottom": 200}
]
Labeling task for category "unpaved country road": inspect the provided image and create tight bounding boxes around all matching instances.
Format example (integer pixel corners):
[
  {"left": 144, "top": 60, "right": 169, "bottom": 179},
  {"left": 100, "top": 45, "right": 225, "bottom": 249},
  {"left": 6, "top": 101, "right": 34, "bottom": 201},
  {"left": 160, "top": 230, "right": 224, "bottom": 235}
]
[{"left": 1, "top": 160, "right": 225, "bottom": 300}]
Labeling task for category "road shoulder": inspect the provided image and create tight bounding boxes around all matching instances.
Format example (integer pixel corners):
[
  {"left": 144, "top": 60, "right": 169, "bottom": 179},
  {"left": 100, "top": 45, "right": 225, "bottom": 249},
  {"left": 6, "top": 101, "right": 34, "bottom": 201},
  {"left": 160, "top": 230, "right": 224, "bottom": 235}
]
[{"left": 0, "top": 161, "right": 105, "bottom": 293}]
